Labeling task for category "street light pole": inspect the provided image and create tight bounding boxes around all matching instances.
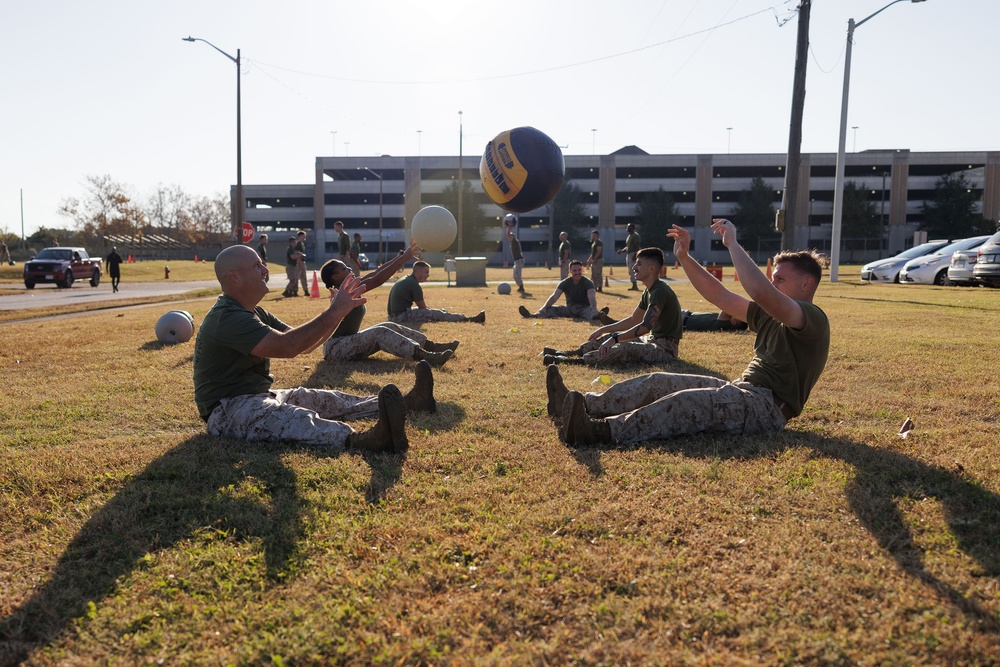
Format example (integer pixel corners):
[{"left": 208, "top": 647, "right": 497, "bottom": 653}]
[
  {"left": 829, "top": 0, "right": 926, "bottom": 281},
  {"left": 183, "top": 36, "right": 243, "bottom": 243},
  {"left": 457, "top": 111, "right": 464, "bottom": 256},
  {"left": 362, "top": 167, "right": 384, "bottom": 265},
  {"left": 726, "top": 127, "right": 733, "bottom": 154}
]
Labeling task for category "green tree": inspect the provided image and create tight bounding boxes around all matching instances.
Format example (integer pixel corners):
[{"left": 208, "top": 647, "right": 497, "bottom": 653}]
[
  {"left": 921, "top": 173, "right": 995, "bottom": 238},
  {"left": 58, "top": 175, "right": 144, "bottom": 245},
  {"left": 841, "top": 181, "right": 881, "bottom": 238},
  {"left": 546, "top": 180, "right": 589, "bottom": 261},
  {"left": 633, "top": 187, "right": 680, "bottom": 249},
  {"left": 439, "top": 179, "right": 489, "bottom": 253},
  {"left": 732, "top": 176, "right": 779, "bottom": 248}
]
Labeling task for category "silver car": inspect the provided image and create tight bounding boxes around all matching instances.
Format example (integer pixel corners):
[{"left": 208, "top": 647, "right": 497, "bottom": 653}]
[
  {"left": 860, "top": 240, "right": 950, "bottom": 283},
  {"left": 899, "top": 236, "right": 991, "bottom": 285},
  {"left": 947, "top": 247, "right": 982, "bottom": 286}
]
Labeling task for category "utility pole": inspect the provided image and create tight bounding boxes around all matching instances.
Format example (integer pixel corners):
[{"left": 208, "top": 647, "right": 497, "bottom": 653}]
[{"left": 777, "top": 0, "right": 811, "bottom": 250}]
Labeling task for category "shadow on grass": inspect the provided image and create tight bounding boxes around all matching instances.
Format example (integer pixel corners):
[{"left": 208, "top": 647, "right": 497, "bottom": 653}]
[
  {"left": 307, "top": 357, "right": 468, "bottom": 433},
  {"left": 571, "top": 429, "right": 1000, "bottom": 632},
  {"left": 0, "top": 433, "right": 400, "bottom": 665}
]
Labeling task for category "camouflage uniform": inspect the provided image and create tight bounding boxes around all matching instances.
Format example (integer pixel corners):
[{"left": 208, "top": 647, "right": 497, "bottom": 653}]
[
  {"left": 323, "top": 321, "right": 430, "bottom": 361},
  {"left": 206, "top": 388, "right": 377, "bottom": 450},
  {"left": 583, "top": 374, "right": 786, "bottom": 445}
]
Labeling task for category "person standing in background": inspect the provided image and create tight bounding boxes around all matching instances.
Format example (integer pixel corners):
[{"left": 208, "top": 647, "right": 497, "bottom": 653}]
[
  {"left": 505, "top": 214, "right": 525, "bottom": 293},
  {"left": 586, "top": 229, "right": 604, "bottom": 292},
  {"left": 619, "top": 223, "right": 641, "bottom": 291},
  {"left": 105, "top": 247, "right": 123, "bottom": 293},
  {"left": 557, "top": 231, "right": 571, "bottom": 281}
]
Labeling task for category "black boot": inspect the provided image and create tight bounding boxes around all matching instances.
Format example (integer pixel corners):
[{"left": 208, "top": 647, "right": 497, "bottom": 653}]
[
  {"left": 348, "top": 385, "right": 408, "bottom": 453},
  {"left": 405, "top": 360, "right": 437, "bottom": 413},
  {"left": 414, "top": 347, "right": 453, "bottom": 367},
  {"left": 559, "top": 391, "right": 612, "bottom": 446},
  {"left": 546, "top": 364, "right": 569, "bottom": 420},
  {"left": 518, "top": 305, "right": 533, "bottom": 318},
  {"left": 424, "top": 339, "right": 460, "bottom": 353}
]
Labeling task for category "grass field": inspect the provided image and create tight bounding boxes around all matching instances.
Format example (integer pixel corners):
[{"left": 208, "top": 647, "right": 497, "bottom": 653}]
[{"left": 1, "top": 264, "right": 998, "bottom": 665}]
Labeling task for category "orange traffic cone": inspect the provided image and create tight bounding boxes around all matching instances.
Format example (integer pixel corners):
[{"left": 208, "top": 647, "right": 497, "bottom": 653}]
[
  {"left": 734, "top": 269, "right": 740, "bottom": 282},
  {"left": 310, "top": 271, "right": 321, "bottom": 298},
  {"left": 604, "top": 275, "right": 609, "bottom": 288},
  {"left": 674, "top": 260, "right": 679, "bottom": 269},
  {"left": 194, "top": 254, "right": 199, "bottom": 263},
  {"left": 545, "top": 261, "right": 550, "bottom": 270},
  {"left": 609, "top": 265, "right": 613, "bottom": 276},
  {"left": 765, "top": 258, "right": 773, "bottom": 280}
]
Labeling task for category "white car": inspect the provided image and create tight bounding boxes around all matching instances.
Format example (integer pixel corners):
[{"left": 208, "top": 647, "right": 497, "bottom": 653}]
[
  {"left": 899, "top": 236, "right": 991, "bottom": 285},
  {"left": 947, "top": 247, "right": 982, "bottom": 286},
  {"left": 860, "top": 240, "right": 950, "bottom": 283}
]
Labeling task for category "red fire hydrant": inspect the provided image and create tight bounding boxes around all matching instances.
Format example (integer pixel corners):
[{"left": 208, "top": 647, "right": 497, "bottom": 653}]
[{"left": 164, "top": 265, "right": 170, "bottom": 279}]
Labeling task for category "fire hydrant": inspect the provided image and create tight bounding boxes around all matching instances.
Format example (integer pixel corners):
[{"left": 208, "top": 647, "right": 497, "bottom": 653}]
[{"left": 164, "top": 265, "right": 170, "bottom": 279}]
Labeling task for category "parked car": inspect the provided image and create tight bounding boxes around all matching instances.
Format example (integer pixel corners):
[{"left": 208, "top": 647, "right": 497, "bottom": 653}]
[
  {"left": 860, "top": 240, "right": 950, "bottom": 283},
  {"left": 358, "top": 253, "right": 370, "bottom": 270},
  {"left": 947, "top": 247, "right": 983, "bottom": 286},
  {"left": 899, "top": 236, "right": 991, "bottom": 285},
  {"left": 972, "top": 230, "right": 1000, "bottom": 287}
]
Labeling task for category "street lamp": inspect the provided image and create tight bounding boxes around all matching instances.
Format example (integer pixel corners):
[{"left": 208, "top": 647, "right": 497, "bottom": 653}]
[
  {"left": 829, "top": 0, "right": 927, "bottom": 281},
  {"left": 457, "top": 111, "right": 463, "bottom": 256},
  {"left": 361, "top": 167, "right": 384, "bottom": 265},
  {"left": 726, "top": 127, "right": 733, "bottom": 154},
  {"left": 183, "top": 36, "right": 243, "bottom": 242}
]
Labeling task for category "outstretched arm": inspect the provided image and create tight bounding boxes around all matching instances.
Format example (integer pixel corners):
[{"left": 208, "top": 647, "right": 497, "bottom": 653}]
[
  {"left": 541, "top": 288, "right": 564, "bottom": 311},
  {"left": 710, "top": 219, "right": 805, "bottom": 328},
  {"left": 254, "top": 274, "right": 368, "bottom": 358},
  {"left": 359, "top": 239, "right": 420, "bottom": 292},
  {"left": 668, "top": 224, "right": 750, "bottom": 322}
]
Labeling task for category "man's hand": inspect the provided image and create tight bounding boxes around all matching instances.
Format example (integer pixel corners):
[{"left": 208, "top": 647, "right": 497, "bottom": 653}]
[
  {"left": 598, "top": 336, "right": 615, "bottom": 359},
  {"left": 667, "top": 225, "right": 691, "bottom": 260},
  {"left": 711, "top": 218, "right": 738, "bottom": 248},
  {"left": 329, "top": 273, "right": 367, "bottom": 315}
]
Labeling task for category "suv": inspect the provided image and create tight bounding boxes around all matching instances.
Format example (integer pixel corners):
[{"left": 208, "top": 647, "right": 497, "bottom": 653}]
[{"left": 972, "top": 230, "right": 1000, "bottom": 287}]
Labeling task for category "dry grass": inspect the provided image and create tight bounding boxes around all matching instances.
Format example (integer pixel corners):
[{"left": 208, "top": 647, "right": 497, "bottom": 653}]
[{"left": 1, "top": 269, "right": 999, "bottom": 665}]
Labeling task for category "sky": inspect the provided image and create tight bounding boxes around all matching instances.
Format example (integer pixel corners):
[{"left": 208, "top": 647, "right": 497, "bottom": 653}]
[{"left": 2, "top": 0, "right": 998, "bottom": 238}]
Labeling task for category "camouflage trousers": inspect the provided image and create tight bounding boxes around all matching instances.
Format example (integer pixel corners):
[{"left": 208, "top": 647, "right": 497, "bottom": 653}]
[
  {"left": 512, "top": 258, "right": 524, "bottom": 288},
  {"left": 590, "top": 259, "right": 604, "bottom": 289},
  {"left": 389, "top": 308, "right": 467, "bottom": 324},
  {"left": 584, "top": 374, "right": 786, "bottom": 445},
  {"left": 577, "top": 334, "right": 678, "bottom": 365},
  {"left": 284, "top": 266, "right": 300, "bottom": 295},
  {"left": 323, "top": 322, "right": 426, "bottom": 361},
  {"left": 559, "top": 261, "right": 569, "bottom": 281},
  {"left": 298, "top": 261, "right": 309, "bottom": 293},
  {"left": 206, "top": 387, "right": 379, "bottom": 450},
  {"left": 536, "top": 303, "right": 599, "bottom": 321},
  {"left": 625, "top": 252, "right": 637, "bottom": 284}
]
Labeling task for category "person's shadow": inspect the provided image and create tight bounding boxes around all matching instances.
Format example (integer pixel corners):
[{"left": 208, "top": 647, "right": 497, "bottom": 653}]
[
  {"left": 0, "top": 434, "right": 405, "bottom": 665},
  {"left": 568, "top": 428, "right": 1000, "bottom": 632}
]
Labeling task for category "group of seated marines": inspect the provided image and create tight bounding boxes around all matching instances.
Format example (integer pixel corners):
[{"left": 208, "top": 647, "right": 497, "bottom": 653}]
[{"left": 193, "top": 220, "right": 830, "bottom": 453}]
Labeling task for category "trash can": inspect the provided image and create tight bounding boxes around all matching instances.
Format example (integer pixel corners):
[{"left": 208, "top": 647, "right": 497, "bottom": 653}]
[{"left": 454, "top": 256, "right": 487, "bottom": 287}]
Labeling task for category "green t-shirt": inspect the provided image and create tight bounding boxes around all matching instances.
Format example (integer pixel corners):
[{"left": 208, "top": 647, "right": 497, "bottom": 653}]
[
  {"left": 559, "top": 240, "right": 571, "bottom": 261},
  {"left": 193, "top": 295, "right": 289, "bottom": 421},
  {"left": 387, "top": 274, "right": 423, "bottom": 315},
  {"left": 338, "top": 231, "right": 350, "bottom": 256},
  {"left": 624, "top": 232, "right": 641, "bottom": 253},
  {"left": 333, "top": 303, "right": 366, "bottom": 337},
  {"left": 639, "top": 279, "right": 683, "bottom": 340},
  {"left": 590, "top": 239, "right": 603, "bottom": 261},
  {"left": 255, "top": 242, "right": 267, "bottom": 263},
  {"left": 350, "top": 238, "right": 361, "bottom": 260},
  {"left": 741, "top": 300, "right": 830, "bottom": 418},
  {"left": 286, "top": 245, "right": 299, "bottom": 267},
  {"left": 510, "top": 236, "right": 523, "bottom": 261},
  {"left": 556, "top": 276, "right": 595, "bottom": 307},
  {"left": 295, "top": 240, "right": 306, "bottom": 261}
]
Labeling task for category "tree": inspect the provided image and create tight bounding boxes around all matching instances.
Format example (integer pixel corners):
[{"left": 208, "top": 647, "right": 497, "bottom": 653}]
[
  {"left": 633, "top": 187, "right": 680, "bottom": 249},
  {"left": 187, "top": 194, "right": 232, "bottom": 243},
  {"left": 59, "top": 175, "right": 144, "bottom": 245},
  {"left": 147, "top": 184, "right": 192, "bottom": 239},
  {"left": 546, "top": 180, "right": 589, "bottom": 260},
  {"left": 841, "top": 181, "right": 880, "bottom": 238},
  {"left": 732, "top": 176, "right": 779, "bottom": 249},
  {"left": 921, "top": 173, "right": 995, "bottom": 238},
  {"left": 439, "top": 179, "right": 489, "bottom": 253}
]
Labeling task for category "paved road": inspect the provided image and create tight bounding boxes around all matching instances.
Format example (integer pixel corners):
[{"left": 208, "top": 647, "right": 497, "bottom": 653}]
[{"left": 0, "top": 280, "right": 220, "bottom": 311}]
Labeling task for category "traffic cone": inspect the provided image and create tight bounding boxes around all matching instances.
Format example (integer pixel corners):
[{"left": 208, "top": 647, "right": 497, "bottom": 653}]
[
  {"left": 310, "top": 271, "right": 321, "bottom": 298},
  {"left": 609, "top": 265, "right": 613, "bottom": 276},
  {"left": 604, "top": 275, "right": 609, "bottom": 288},
  {"left": 194, "top": 254, "right": 199, "bottom": 263},
  {"left": 545, "top": 261, "right": 550, "bottom": 270},
  {"left": 734, "top": 269, "right": 740, "bottom": 282},
  {"left": 766, "top": 258, "right": 773, "bottom": 280},
  {"left": 674, "top": 260, "right": 679, "bottom": 269}
]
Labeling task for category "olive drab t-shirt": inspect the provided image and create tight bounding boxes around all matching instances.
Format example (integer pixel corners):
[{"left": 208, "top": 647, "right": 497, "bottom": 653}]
[
  {"left": 590, "top": 239, "right": 603, "bottom": 261},
  {"left": 387, "top": 274, "right": 423, "bottom": 315},
  {"left": 193, "top": 295, "right": 290, "bottom": 421},
  {"left": 640, "top": 279, "right": 683, "bottom": 340},
  {"left": 338, "top": 231, "right": 350, "bottom": 257},
  {"left": 559, "top": 240, "right": 571, "bottom": 261},
  {"left": 741, "top": 300, "right": 830, "bottom": 418},
  {"left": 556, "top": 276, "right": 596, "bottom": 307},
  {"left": 332, "top": 303, "right": 366, "bottom": 338},
  {"left": 510, "top": 236, "right": 523, "bottom": 261},
  {"left": 624, "top": 232, "right": 641, "bottom": 254}
]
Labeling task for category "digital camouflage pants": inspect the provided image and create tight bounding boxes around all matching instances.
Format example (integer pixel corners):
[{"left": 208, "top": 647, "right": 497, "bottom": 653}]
[
  {"left": 206, "top": 387, "right": 379, "bottom": 450},
  {"left": 580, "top": 334, "right": 678, "bottom": 365},
  {"left": 584, "top": 374, "right": 785, "bottom": 445},
  {"left": 389, "top": 308, "right": 467, "bottom": 324},
  {"left": 323, "top": 322, "right": 427, "bottom": 362},
  {"left": 535, "top": 303, "right": 600, "bottom": 321}
]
